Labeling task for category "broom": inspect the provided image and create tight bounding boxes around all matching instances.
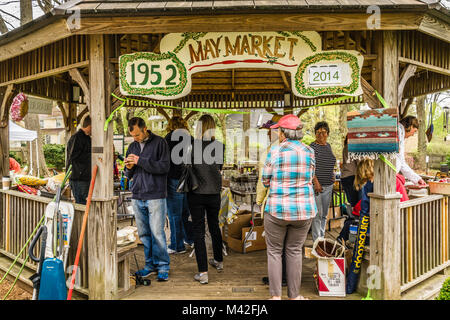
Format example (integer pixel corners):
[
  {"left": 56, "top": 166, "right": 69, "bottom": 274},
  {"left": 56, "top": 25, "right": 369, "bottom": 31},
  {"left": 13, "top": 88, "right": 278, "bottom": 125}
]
[{"left": 67, "top": 165, "right": 98, "bottom": 300}]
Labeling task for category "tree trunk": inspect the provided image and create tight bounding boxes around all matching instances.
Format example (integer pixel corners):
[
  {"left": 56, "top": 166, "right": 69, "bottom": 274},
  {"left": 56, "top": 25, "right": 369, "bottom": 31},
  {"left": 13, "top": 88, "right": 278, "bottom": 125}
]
[
  {"left": 114, "top": 111, "right": 124, "bottom": 135},
  {"left": 24, "top": 114, "right": 50, "bottom": 178},
  {"left": 20, "top": 0, "right": 33, "bottom": 25},
  {"left": 0, "top": 16, "right": 8, "bottom": 34},
  {"left": 416, "top": 96, "right": 427, "bottom": 171}
]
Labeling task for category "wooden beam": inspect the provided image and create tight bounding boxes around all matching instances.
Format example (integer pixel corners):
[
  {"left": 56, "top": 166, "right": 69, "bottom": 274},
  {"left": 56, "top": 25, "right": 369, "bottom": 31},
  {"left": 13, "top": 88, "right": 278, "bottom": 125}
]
[
  {"left": 418, "top": 14, "right": 450, "bottom": 44},
  {"left": 0, "top": 85, "right": 14, "bottom": 177},
  {"left": 400, "top": 97, "right": 414, "bottom": 119},
  {"left": 361, "top": 77, "right": 381, "bottom": 109},
  {"left": 279, "top": 71, "right": 291, "bottom": 91},
  {"left": 69, "top": 68, "right": 91, "bottom": 109},
  {"left": 370, "top": 30, "right": 401, "bottom": 301},
  {"left": 0, "top": 60, "right": 89, "bottom": 87},
  {"left": 56, "top": 101, "right": 69, "bottom": 131},
  {"left": 88, "top": 34, "right": 117, "bottom": 300},
  {"left": 398, "top": 64, "right": 417, "bottom": 107},
  {"left": 398, "top": 57, "right": 450, "bottom": 77},
  {"left": 0, "top": 19, "right": 71, "bottom": 63},
  {"left": 72, "top": 13, "right": 424, "bottom": 35},
  {"left": 0, "top": 84, "right": 14, "bottom": 128},
  {"left": 184, "top": 110, "right": 198, "bottom": 121},
  {"left": 77, "top": 105, "right": 89, "bottom": 123},
  {"left": 156, "top": 107, "right": 170, "bottom": 122}
]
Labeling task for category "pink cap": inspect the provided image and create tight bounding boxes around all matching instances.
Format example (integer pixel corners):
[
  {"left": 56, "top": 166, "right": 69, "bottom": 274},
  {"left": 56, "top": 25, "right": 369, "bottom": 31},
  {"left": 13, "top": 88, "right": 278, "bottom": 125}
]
[{"left": 270, "top": 114, "right": 302, "bottom": 130}]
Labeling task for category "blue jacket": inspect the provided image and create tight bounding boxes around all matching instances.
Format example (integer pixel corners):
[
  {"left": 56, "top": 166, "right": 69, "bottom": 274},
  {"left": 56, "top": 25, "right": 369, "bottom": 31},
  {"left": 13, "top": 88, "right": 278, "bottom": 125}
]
[{"left": 125, "top": 131, "right": 170, "bottom": 200}]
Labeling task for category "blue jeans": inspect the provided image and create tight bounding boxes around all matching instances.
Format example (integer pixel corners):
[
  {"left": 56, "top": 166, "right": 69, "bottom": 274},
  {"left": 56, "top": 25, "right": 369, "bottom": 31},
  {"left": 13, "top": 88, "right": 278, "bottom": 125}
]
[
  {"left": 166, "top": 178, "right": 193, "bottom": 251},
  {"left": 311, "top": 184, "right": 334, "bottom": 241},
  {"left": 69, "top": 180, "right": 90, "bottom": 205},
  {"left": 132, "top": 198, "right": 170, "bottom": 272}
]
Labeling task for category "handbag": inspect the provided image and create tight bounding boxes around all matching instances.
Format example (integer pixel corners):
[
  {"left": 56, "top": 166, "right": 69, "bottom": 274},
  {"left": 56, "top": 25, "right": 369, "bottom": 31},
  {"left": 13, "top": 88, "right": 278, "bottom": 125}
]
[
  {"left": 176, "top": 145, "right": 200, "bottom": 193},
  {"left": 176, "top": 164, "right": 200, "bottom": 193}
]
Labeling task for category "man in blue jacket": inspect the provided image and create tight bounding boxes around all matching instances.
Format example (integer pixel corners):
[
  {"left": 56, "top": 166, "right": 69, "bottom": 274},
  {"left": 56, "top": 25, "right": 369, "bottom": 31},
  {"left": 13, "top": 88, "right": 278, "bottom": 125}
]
[{"left": 125, "top": 117, "right": 171, "bottom": 281}]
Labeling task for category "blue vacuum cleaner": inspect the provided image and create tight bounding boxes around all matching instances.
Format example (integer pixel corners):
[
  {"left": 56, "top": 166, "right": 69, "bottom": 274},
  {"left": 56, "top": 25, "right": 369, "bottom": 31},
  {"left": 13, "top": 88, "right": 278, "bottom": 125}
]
[{"left": 29, "top": 184, "right": 73, "bottom": 300}]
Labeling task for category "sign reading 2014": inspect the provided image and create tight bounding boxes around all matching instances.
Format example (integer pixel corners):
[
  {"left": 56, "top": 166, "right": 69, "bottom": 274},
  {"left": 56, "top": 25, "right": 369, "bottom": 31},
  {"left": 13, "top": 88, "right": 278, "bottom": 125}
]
[{"left": 119, "top": 32, "right": 364, "bottom": 100}]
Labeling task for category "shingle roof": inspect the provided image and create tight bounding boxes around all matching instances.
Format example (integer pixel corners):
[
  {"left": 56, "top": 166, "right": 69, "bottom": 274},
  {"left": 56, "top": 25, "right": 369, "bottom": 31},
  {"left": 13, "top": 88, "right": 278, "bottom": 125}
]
[
  {"left": 53, "top": 0, "right": 433, "bottom": 15},
  {"left": 0, "top": 0, "right": 448, "bottom": 47}
]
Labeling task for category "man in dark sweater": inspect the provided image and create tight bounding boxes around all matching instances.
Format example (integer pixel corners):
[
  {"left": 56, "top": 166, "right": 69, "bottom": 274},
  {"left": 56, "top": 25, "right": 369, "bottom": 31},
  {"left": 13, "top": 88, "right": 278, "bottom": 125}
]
[
  {"left": 66, "top": 116, "right": 91, "bottom": 205},
  {"left": 125, "top": 117, "right": 171, "bottom": 281}
]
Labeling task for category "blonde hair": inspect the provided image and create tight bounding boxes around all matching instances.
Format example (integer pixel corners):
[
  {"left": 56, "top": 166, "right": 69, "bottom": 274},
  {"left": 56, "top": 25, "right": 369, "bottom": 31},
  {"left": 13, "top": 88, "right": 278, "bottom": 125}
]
[
  {"left": 167, "top": 116, "right": 188, "bottom": 132},
  {"left": 354, "top": 159, "right": 374, "bottom": 191},
  {"left": 195, "top": 114, "right": 216, "bottom": 140}
]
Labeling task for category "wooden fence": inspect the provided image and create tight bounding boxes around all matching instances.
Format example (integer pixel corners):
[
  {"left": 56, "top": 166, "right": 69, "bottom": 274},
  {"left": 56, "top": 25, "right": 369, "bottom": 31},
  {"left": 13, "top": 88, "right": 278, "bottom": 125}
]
[
  {"left": 0, "top": 189, "right": 89, "bottom": 296},
  {"left": 399, "top": 195, "right": 449, "bottom": 293}
]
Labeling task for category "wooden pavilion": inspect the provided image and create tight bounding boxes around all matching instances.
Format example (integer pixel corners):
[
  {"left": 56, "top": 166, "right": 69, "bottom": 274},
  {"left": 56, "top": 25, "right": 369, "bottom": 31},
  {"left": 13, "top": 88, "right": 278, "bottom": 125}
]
[{"left": 0, "top": 0, "right": 449, "bottom": 300}]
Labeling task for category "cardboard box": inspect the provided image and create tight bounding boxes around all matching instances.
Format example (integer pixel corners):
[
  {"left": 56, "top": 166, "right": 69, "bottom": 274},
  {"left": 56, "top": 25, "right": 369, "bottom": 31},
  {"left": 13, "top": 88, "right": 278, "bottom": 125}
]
[
  {"left": 315, "top": 257, "right": 346, "bottom": 297},
  {"left": 224, "top": 215, "right": 266, "bottom": 253},
  {"left": 225, "top": 211, "right": 252, "bottom": 240}
]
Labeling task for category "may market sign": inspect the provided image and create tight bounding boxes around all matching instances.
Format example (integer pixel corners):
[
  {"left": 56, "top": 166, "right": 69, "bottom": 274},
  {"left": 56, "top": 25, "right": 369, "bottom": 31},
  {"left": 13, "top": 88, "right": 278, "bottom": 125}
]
[{"left": 119, "top": 32, "right": 363, "bottom": 100}]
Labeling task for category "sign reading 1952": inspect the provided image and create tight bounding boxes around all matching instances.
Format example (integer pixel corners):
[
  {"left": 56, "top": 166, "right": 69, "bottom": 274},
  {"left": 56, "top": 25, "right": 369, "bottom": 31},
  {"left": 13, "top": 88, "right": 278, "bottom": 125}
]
[
  {"left": 127, "top": 61, "right": 179, "bottom": 87},
  {"left": 308, "top": 65, "right": 342, "bottom": 86}
]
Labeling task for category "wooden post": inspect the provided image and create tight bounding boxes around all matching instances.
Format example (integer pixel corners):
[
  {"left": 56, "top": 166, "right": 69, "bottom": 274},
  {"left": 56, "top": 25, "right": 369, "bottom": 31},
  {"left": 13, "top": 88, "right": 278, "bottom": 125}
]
[
  {"left": 88, "top": 34, "right": 117, "bottom": 300},
  {"left": 0, "top": 85, "right": 14, "bottom": 177},
  {"left": 369, "top": 30, "right": 402, "bottom": 300}
]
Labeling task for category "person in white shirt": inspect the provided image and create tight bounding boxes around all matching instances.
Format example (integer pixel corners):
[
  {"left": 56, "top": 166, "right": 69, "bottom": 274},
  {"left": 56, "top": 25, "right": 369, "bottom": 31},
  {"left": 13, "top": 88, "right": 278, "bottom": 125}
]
[{"left": 397, "top": 116, "right": 426, "bottom": 186}]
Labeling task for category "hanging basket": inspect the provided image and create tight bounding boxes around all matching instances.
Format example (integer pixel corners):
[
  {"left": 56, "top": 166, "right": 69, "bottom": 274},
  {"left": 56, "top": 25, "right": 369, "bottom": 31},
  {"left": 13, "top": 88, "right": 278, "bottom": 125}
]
[{"left": 10, "top": 93, "right": 29, "bottom": 122}]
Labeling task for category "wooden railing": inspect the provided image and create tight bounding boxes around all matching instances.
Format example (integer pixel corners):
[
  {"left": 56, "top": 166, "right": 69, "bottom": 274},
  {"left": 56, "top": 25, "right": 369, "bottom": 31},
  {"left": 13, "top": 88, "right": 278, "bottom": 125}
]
[
  {"left": 0, "top": 189, "right": 89, "bottom": 295},
  {"left": 399, "top": 195, "right": 449, "bottom": 293}
]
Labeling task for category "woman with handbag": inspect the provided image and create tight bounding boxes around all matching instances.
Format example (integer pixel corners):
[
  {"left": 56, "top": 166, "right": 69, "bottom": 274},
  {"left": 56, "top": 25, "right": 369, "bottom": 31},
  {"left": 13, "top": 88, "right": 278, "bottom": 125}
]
[
  {"left": 165, "top": 116, "right": 194, "bottom": 254},
  {"left": 187, "top": 114, "right": 224, "bottom": 284}
]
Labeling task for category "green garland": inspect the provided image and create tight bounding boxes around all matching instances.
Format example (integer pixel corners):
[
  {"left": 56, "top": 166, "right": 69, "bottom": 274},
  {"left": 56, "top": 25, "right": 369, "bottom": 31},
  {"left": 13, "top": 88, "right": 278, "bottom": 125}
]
[
  {"left": 276, "top": 31, "right": 317, "bottom": 52},
  {"left": 173, "top": 32, "right": 208, "bottom": 53},
  {"left": 294, "top": 51, "right": 360, "bottom": 97},
  {"left": 119, "top": 52, "right": 188, "bottom": 97}
]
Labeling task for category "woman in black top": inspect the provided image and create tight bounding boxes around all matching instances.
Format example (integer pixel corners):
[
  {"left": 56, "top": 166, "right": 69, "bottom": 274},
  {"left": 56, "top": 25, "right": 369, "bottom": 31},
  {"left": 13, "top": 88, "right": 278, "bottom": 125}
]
[
  {"left": 309, "top": 121, "right": 336, "bottom": 241},
  {"left": 165, "top": 117, "right": 194, "bottom": 254},
  {"left": 188, "top": 114, "right": 224, "bottom": 284}
]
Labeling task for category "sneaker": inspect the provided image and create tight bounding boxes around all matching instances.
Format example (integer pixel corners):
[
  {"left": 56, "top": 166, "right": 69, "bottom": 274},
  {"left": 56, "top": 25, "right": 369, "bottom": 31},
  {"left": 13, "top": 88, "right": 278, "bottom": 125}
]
[
  {"left": 184, "top": 241, "right": 194, "bottom": 249},
  {"left": 176, "top": 249, "right": 187, "bottom": 254},
  {"left": 194, "top": 272, "right": 208, "bottom": 284},
  {"left": 167, "top": 248, "right": 177, "bottom": 254},
  {"left": 208, "top": 259, "right": 223, "bottom": 272},
  {"left": 157, "top": 271, "right": 169, "bottom": 281},
  {"left": 135, "top": 268, "right": 156, "bottom": 278}
]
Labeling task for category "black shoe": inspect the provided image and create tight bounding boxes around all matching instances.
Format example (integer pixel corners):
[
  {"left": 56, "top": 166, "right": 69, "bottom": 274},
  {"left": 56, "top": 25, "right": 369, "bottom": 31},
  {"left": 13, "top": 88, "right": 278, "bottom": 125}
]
[{"left": 262, "top": 276, "right": 287, "bottom": 287}]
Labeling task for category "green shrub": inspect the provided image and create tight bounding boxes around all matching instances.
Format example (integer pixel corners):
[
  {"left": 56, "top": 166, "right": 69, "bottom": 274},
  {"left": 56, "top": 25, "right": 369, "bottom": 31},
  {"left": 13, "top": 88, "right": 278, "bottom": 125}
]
[
  {"left": 301, "top": 134, "right": 315, "bottom": 146},
  {"left": 427, "top": 142, "right": 450, "bottom": 156},
  {"left": 436, "top": 277, "right": 450, "bottom": 300},
  {"left": 43, "top": 144, "right": 66, "bottom": 170}
]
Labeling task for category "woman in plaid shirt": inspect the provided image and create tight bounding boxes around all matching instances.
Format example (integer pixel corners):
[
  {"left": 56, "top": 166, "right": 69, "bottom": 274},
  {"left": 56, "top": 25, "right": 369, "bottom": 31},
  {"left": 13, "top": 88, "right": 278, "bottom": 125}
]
[{"left": 262, "top": 114, "right": 317, "bottom": 300}]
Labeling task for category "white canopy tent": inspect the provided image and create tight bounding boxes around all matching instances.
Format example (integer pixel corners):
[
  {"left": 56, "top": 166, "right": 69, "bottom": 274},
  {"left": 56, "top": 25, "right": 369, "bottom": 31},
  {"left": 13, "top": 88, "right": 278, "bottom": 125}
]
[{"left": 9, "top": 120, "right": 39, "bottom": 176}]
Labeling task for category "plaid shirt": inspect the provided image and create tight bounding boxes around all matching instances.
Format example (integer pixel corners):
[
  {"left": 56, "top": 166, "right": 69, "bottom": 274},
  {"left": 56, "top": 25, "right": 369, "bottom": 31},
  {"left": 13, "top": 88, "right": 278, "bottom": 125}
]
[{"left": 262, "top": 139, "right": 317, "bottom": 221}]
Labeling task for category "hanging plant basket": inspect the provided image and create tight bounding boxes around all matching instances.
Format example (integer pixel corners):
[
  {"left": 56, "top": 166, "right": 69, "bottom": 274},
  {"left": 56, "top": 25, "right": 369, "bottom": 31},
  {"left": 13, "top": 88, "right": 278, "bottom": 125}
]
[{"left": 10, "top": 93, "right": 29, "bottom": 122}]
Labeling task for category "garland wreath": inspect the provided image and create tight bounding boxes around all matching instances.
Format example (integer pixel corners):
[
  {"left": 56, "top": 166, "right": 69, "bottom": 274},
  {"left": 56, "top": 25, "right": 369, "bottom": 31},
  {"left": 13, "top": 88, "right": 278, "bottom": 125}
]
[{"left": 295, "top": 51, "right": 360, "bottom": 97}]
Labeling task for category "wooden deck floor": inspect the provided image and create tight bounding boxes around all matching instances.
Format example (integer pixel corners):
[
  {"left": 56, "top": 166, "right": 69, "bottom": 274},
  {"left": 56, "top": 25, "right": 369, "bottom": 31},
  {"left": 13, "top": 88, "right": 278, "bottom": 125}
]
[{"left": 122, "top": 223, "right": 363, "bottom": 300}]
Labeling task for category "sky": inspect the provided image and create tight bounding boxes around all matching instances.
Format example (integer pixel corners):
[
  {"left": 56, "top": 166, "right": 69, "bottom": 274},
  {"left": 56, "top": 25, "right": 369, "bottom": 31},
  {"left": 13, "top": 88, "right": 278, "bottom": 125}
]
[{"left": 0, "top": 0, "right": 46, "bottom": 31}]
